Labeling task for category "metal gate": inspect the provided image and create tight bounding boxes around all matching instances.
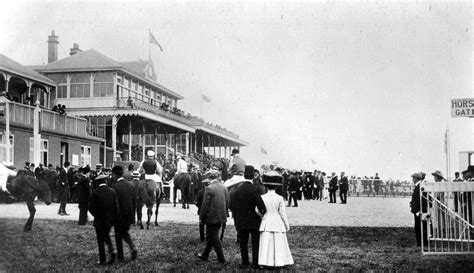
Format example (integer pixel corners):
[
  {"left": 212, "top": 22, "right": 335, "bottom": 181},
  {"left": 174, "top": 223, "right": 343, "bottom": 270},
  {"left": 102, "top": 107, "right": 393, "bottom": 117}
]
[{"left": 420, "top": 182, "right": 474, "bottom": 254}]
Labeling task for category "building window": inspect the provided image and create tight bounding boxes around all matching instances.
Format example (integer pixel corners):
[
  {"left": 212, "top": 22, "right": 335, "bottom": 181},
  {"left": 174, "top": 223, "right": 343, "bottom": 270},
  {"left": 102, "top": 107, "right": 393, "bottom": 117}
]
[
  {"left": 80, "top": 145, "right": 91, "bottom": 167},
  {"left": 70, "top": 83, "right": 91, "bottom": 98},
  {"left": 57, "top": 85, "right": 67, "bottom": 98},
  {"left": 29, "top": 138, "right": 48, "bottom": 165},
  {"left": 92, "top": 72, "right": 114, "bottom": 97},
  {"left": 0, "top": 133, "right": 14, "bottom": 164}
]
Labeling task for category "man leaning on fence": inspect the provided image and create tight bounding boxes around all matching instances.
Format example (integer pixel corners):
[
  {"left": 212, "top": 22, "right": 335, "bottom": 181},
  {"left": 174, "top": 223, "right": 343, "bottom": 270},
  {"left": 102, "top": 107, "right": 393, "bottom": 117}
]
[{"left": 410, "top": 172, "right": 428, "bottom": 247}]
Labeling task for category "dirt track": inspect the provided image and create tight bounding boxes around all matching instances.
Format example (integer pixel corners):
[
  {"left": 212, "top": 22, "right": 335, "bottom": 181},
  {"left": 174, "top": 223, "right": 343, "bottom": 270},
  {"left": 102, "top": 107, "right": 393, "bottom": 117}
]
[{"left": 0, "top": 196, "right": 412, "bottom": 227}]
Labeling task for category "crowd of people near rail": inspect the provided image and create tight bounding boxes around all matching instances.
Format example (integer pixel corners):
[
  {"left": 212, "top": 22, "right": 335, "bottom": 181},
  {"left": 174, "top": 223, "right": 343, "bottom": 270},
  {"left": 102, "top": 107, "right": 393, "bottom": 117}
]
[{"left": 3, "top": 147, "right": 473, "bottom": 266}]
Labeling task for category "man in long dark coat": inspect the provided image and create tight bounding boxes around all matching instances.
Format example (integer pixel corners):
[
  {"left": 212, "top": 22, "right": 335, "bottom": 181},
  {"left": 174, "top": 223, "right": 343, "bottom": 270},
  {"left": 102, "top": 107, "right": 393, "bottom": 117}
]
[
  {"left": 409, "top": 172, "right": 428, "bottom": 247},
  {"left": 110, "top": 165, "right": 138, "bottom": 261},
  {"left": 77, "top": 166, "right": 91, "bottom": 225},
  {"left": 57, "top": 161, "right": 70, "bottom": 215},
  {"left": 89, "top": 174, "right": 118, "bottom": 264},
  {"left": 328, "top": 173, "right": 338, "bottom": 203},
  {"left": 196, "top": 169, "right": 229, "bottom": 264},
  {"left": 230, "top": 165, "right": 266, "bottom": 269},
  {"left": 339, "top": 172, "right": 349, "bottom": 204},
  {"left": 287, "top": 172, "right": 300, "bottom": 207}
]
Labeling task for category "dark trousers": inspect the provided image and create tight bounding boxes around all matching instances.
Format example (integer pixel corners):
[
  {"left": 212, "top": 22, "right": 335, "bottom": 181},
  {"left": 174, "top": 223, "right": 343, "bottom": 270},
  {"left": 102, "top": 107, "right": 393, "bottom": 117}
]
[
  {"left": 115, "top": 222, "right": 135, "bottom": 260},
  {"left": 288, "top": 191, "right": 298, "bottom": 207},
  {"left": 339, "top": 190, "right": 347, "bottom": 203},
  {"left": 58, "top": 189, "right": 68, "bottom": 213},
  {"left": 199, "top": 221, "right": 206, "bottom": 242},
  {"left": 329, "top": 190, "right": 336, "bottom": 203},
  {"left": 238, "top": 229, "right": 259, "bottom": 266},
  {"left": 414, "top": 214, "right": 428, "bottom": 247},
  {"left": 201, "top": 223, "right": 225, "bottom": 262},
  {"left": 95, "top": 224, "right": 115, "bottom": 263},
  {"left": 78, "top": 203, "right": 88, "bottom": 224},
  {"left": 317, "top": 187, "right": 323, "bottom": 200},
  {"left": 454, "top": 193, "right": 459, "bottom": 212}
]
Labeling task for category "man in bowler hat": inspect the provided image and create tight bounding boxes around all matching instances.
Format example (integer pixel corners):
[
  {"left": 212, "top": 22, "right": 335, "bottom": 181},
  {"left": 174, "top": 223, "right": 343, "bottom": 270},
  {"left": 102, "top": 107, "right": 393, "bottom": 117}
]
[
  {"left": 410, "top": 172, "right": 428, "bottom": 247},
  {"left": 196, "top": 169, "right": 229, "bottom": 263},
  {"left": 89, "top": 174, "right": 118, "bottom": 264},
  {"left": 230, "top": 165, "right": 266, "bottom": 269},
  {"left": 110, "top": 165, "right": 138, "bottom": 261}
]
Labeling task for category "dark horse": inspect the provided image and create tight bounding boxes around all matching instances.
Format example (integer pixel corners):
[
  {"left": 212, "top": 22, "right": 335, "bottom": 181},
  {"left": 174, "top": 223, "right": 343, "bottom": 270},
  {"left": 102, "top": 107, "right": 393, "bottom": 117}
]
[
  {"left": 136, "top": 178, "right": 161, "bottom": 229},
  {"left": 1, "top": 166, "right": 52, "bottom": 231},
  {"left": 174, "top": 172, "right": 191, "bottom": 209}
]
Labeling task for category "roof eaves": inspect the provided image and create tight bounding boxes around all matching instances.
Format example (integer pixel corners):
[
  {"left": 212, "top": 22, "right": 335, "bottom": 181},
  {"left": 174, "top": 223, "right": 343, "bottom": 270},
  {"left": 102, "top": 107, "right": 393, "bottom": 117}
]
[
  {"left": 1, "top": 66, "right": 56, "bottom": 86},
  {"left": 119, "top": 67, "right": 184, "bottom": 100}
]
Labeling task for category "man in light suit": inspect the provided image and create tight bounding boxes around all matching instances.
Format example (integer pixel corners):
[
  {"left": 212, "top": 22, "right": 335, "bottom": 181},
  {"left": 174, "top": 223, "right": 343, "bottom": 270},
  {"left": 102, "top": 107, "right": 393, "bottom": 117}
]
[{"left": 196, "top": 169, "right": 229, "bottom": 264}]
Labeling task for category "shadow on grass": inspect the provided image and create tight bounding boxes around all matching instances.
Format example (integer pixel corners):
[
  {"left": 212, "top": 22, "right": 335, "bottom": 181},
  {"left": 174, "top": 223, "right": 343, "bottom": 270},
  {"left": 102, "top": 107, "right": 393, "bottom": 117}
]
[{"left": 0, "top": 218, "right": 472, "bottom": 272}]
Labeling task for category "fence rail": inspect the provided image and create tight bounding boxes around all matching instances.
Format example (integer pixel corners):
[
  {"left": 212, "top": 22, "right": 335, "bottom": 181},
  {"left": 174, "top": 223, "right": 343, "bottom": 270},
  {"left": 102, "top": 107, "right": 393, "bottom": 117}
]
[
  {"left": 420, "top": 182, "right": 474, "bottom": 255},
  {"left": 7, "top": 101, "right": 102, "bottom": 139},
  {"left": 348, "top": 179, "right": 414, "bottom": 197}
]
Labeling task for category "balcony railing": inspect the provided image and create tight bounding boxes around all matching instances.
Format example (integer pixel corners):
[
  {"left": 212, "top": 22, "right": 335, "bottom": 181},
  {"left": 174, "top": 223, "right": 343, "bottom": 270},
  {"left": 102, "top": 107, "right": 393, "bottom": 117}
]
[
  {"left": 116, "top": 97, "right": 195, "bottom": 127},
  {"left": 6, "top": 101, "right": 104, "bottom": 139},
  {"left": 116, "top": 97, "right": 240, "bottom": 140}
]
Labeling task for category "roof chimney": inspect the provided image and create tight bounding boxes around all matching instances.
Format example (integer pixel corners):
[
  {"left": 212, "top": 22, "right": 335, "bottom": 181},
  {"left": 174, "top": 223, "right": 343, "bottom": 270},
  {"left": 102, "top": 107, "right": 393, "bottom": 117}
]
[
  {"left": 69, "top": 43, "right": 82, "bottom": 56},
  {"left": 47, "top": 30, "right": 59, "bottom": 63}
]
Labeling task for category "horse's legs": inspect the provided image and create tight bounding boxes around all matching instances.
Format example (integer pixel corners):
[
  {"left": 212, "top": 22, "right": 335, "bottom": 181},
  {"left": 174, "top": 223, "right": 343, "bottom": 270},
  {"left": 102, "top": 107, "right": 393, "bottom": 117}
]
[
  {"left": 154, "top": 194, "right": 161, "bottom": 226},
  {"left": 146, "top": 207, "right": 152, "bottom": 230},
  {"left": 137, "top": 203, "right": 144, "bottom": 229},
  {"left": 24, "top": 199, "right": 36, "bottom": 232}
]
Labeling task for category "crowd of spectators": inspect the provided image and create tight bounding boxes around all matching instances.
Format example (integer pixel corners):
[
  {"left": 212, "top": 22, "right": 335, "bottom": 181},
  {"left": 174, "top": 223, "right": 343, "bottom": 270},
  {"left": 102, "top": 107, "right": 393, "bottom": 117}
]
[{"left": 52, "top": 104, "right": 66, "bottom": 114}]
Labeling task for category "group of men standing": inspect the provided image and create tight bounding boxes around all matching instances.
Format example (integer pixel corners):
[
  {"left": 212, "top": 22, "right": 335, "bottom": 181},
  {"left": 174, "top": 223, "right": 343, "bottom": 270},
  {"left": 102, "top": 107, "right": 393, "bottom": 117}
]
[{"left": 286, "top": 171, "right": 349, "bottom": 207}]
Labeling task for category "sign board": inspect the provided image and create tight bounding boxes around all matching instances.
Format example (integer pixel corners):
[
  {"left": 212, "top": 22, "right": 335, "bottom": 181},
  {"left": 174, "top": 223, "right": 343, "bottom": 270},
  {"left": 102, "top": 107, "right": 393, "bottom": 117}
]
[{"left": 451, "top": 98, "right": 474, "bottom": 117}]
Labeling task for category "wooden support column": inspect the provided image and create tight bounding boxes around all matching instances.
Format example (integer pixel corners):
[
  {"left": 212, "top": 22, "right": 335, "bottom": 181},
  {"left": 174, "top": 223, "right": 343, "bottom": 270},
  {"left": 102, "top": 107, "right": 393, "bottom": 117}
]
[
  {"left": 112, "top": 115, "right": 117, "bottom": 165},
  {"left": 213, "top": 137, "right": 216, "bottom": 157},
  {"left": 224, "top": 143, "right": 228, "bottom": 158},
  {"left": 128, "top": 119, "right": 132, "bottom": 161},
  {"left": 154, "top": 127, "right": 158, "bottom": 156},
  {"left": 207, "top": 135, "right": 210, "bottom": 155},
  {"left": 142, "top": 123, "right": 146, "bottom": 161},
  {"left": 219, "top": 141, "right": 222, "bottom": 158},
  {"left": 185, "top": 132, "right": 190, "bottom": 156},
  {"left": 164, "top": 129, "right": 168, "bottom": 160},
  {"left": 194, "top": 133, "right": 197, "bottom": 153},
  {"left": 174, "top": 133, "right": 178, "bottom": 158}
]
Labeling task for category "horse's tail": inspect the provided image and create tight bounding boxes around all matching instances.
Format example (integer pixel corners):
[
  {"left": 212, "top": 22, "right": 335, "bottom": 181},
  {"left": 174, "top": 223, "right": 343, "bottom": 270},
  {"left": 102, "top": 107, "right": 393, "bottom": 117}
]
[{"left": 139, "top": 179, "right": 156, "bottom": 208}]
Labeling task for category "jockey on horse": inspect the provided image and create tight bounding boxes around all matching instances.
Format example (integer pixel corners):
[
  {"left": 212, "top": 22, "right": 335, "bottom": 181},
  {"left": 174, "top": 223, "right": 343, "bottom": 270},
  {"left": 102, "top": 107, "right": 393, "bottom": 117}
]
[
  {"left": 174, "top": 155, "right": 192, "bottom": 209},
  {"left": 137, "top": 150, "right": 164, "bottom": 228}
]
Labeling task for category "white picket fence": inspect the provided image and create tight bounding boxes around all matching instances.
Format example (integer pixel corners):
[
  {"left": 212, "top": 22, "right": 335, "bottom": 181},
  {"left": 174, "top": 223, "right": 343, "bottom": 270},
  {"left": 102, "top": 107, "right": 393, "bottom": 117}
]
[{"left": 420, "top": 182, "right": 474, "bottom": 255}]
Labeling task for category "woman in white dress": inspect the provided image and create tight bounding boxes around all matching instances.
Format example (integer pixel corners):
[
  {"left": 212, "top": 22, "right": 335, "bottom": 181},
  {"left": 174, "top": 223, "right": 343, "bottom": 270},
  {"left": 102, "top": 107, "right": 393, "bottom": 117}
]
[{"left": 258, "top": 170, "right": 294, "bottom": 267}]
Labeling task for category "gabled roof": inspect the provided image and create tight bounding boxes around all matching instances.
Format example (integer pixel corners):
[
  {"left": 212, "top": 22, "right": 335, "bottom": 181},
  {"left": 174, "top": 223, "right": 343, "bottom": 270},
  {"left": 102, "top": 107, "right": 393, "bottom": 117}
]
[
  {"left": 35, "top": 49, "right": 121, "bottom": 72},
  {"left": 121, "top": 60, "right": 157, "bottom": 81},
  {"left": 0, "top": 54, "right": 56, "bottom": 86},
  {"left": 34, "top": 49, "right": 183, "bottom": 99}
]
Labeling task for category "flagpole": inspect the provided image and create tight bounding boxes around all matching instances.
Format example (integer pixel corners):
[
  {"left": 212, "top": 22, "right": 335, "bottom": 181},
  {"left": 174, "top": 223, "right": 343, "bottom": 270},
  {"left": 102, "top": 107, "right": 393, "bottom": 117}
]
[
  {"left": 446, "top": 125, "right": 450, "bottom": 182},
  {"left": 148, "top": 29, "right": 151, "bottom": 62}
]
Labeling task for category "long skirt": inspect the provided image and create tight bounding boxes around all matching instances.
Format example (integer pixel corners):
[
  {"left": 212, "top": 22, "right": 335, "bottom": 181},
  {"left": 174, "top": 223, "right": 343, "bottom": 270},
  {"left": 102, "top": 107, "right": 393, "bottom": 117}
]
[{"left": 258, "top": 231, "right": 294, "bottom": 267}]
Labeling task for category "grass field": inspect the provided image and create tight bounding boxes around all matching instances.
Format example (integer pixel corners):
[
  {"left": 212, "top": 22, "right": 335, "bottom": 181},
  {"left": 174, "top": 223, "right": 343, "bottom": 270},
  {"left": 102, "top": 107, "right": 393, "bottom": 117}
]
[{"left": 0, "top": 218, "right": 473, "bottom": 272}]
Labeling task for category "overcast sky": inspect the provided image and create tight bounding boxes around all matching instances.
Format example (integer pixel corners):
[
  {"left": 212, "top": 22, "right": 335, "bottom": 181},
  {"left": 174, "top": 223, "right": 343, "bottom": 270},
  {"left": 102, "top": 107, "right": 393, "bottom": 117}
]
[{"left": 1, "top": 1, "right": 472, "bottom": 180}]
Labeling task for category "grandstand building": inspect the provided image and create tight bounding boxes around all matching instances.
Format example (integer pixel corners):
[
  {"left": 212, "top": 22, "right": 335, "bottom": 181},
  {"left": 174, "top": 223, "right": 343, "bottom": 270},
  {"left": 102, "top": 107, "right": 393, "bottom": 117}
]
[
  {"left": 27, "top": 30, "right": 246, "bottom": 167},
  {"left": 0, "top": 53, "right": 103, "bottom": 168}
]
